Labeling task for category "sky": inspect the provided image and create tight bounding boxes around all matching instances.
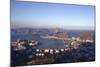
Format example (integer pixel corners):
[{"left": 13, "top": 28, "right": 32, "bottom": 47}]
[{"left": 11, "top": 0, "right": 95, "bottom": 30}]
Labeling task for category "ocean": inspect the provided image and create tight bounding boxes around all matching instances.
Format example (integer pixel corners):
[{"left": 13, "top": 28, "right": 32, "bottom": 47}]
[{"left": 11, "top": 28, "right": 95, "bottom": 49}]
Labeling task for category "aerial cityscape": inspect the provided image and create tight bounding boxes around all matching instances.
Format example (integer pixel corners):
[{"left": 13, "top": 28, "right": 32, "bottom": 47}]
[{"left": 11, "top": 0, "right": 95, "bottom": 66}]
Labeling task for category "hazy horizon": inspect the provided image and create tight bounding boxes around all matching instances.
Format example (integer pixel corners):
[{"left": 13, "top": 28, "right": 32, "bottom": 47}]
[{"left": 11, "top": 0, "right": 95, "bottom": 30}]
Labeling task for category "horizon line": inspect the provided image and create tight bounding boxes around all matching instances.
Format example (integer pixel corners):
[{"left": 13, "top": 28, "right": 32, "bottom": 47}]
[{"left": 11, "top": 27, "right": 95, "bottom": 30}]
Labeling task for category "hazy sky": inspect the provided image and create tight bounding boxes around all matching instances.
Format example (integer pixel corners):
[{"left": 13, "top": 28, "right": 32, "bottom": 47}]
[{"left": 11, "top": 0, "right": 95, "bottom": 30}]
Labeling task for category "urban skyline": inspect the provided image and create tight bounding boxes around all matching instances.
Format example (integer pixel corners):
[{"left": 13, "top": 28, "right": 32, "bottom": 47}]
[{"left": 11, "top": 0, "right": 95, "bottom": 66}]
